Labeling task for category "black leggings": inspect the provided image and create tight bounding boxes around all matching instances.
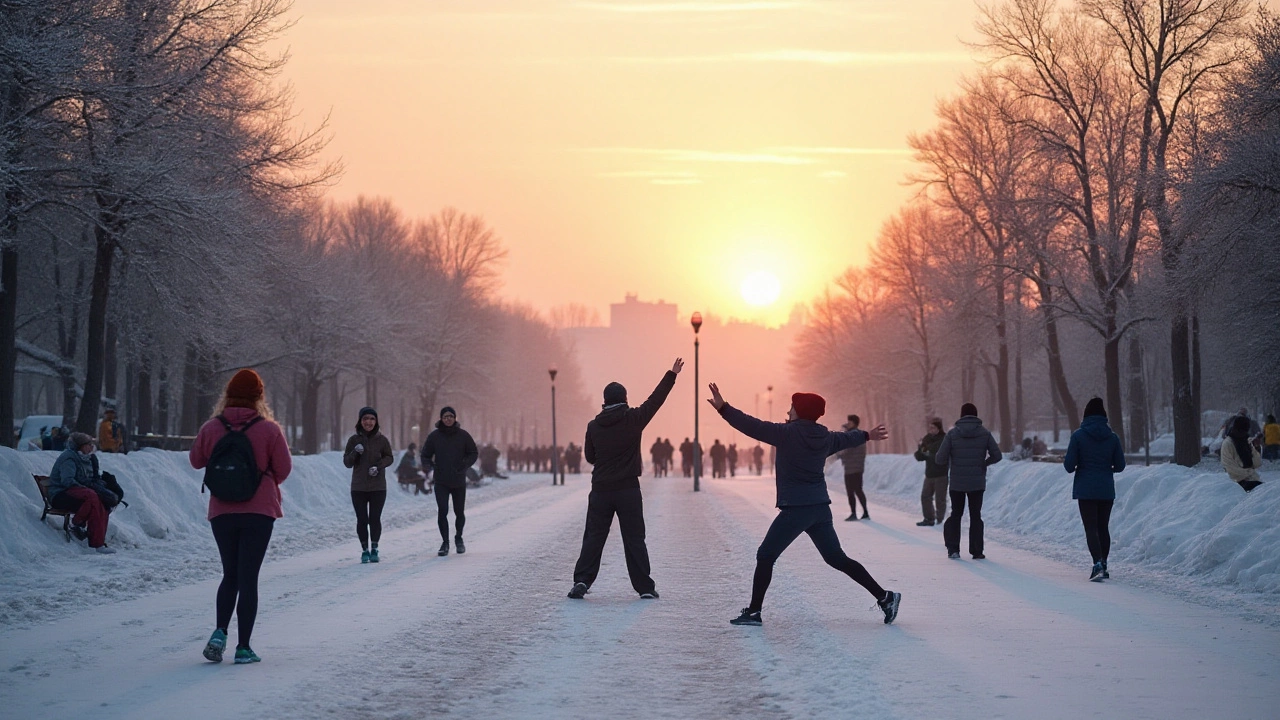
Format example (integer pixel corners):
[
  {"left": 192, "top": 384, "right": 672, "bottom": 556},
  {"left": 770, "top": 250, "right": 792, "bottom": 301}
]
[
  {"left": 1077, "top": 499, "right": 1114, "bottom": 563},
  {"left": 944, "top": 490, "right": 985, "bottom": 556},
  {"left": 436, "top": 485, "right": 466, "bottom": 541},
  {"left": 749, "top": 504, "right": 884, "bottom": 612},
  {"left": 210, "top": 513, "right": 275, "bottom": 648},
  {"left": 844, "top": 472, "right": 867, "bottom": 515},
  {"left": 351, "top": 490, "right": 387, "bottom": 547}
]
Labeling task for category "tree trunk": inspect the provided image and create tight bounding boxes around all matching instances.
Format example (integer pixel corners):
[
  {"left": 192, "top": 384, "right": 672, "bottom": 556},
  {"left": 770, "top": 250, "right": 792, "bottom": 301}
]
[
  {"left": 0, "top": 247, "right": 16, "bottom": 446},
  {"left": 301, "top": 372, "right": 321, "bottom": 454},
  {"left": 156, "top": 363, "right": 170, "bottom": 436},
  {"left": 180, "top": 343, "right": 199, "bottom": 436},
  {"left": 994, "top": 277, "right": 1012, "bottom": 450},
  {"left": 104, "top": 322, "right": 118, "bottom": 404},
  {"left": 1104, "top": 314, "right": 1126, "bottom": 451},
  {"left": 136, "top": 360, "right": 153, "bottom": 435},
  {"left": 1036, "top": 265, "right": 1079, "bottom": 428},
  {"left": 74, "top": 223, "right": 115, "bottom": 434},
  {"left": 1127, "top": 337, "right": 1147, "bottom": 452},
  {"left": 330, "top": 377, "right": 343, "bottom": 451},
  {"left": 1170, "top": 313, "right": 1199, "bottom": 465}
]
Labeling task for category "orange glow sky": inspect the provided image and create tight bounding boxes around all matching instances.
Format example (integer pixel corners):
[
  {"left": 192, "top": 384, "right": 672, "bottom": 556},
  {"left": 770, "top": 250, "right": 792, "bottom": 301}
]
[{"left": 275, "top": 0, "right": 981, "bottom": 326}]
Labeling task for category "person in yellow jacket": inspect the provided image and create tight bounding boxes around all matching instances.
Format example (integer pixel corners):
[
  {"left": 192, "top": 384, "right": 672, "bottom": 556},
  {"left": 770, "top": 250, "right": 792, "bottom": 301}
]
[
  {"left": 98, "top": 408, "right": 124, "bottom": 453},
  {"left": 1262, "top": 414, "right": 1280, "bottom": 461}
]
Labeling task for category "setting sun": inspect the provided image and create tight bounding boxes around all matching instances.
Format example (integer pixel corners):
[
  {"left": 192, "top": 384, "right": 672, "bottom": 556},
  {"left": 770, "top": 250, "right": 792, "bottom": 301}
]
[{"left": 740, "top": 270, "right": 782, "bottom": 307}]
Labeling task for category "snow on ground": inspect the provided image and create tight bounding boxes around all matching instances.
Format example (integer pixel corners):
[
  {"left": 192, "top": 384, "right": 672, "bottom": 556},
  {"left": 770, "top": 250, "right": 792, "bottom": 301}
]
[{"left": 1, "top": 448, "right": 1278, "bottom": 719}]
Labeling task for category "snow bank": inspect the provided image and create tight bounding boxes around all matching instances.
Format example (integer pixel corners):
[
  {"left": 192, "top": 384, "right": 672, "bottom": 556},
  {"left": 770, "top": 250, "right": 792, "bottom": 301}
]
[
  {"left": 842, "top": 453, "right": 1280, "bottom": 594},
  {"left": 0, "top": 446, "right": 540, "bottom": 626}
]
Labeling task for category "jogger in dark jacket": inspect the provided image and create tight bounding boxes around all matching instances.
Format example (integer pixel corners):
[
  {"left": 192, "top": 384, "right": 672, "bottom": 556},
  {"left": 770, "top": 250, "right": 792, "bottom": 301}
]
[
  {"left": 421, "top": 406, "right": 479, "bottom": 556},
  {"left": 707, "top": 383, "right": 900, "bottom": 627},
  {"left": 568, "top": 358, "right": 683, "bottom": 600},
  {"left": 1063, "top": 397, "right": 1125, "bottom": 580}
]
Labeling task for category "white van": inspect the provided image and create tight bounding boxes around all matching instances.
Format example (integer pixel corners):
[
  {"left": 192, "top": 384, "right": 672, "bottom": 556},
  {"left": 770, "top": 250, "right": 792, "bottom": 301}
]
[{"left": 16, "top": 415, "right": 65, "bottom": 451}]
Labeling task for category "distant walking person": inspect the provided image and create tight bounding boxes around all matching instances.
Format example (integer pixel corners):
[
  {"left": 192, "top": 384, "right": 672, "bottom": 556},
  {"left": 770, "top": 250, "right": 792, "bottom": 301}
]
[
  {"left": 936, "top": 403, "right": 1002, "bottom": 560},
  {"left": 1262, "top": 415, "right": 1280, "bottom": 461},
  {"left": 727, "top": 443, "right": 739, "bottom": 477},
  {"left": 710, "top": 439, "right": 727, "bottom": 478},
  {"left": 836, "top": 414, "right": 868, "bottom": 521},
  {"left": 707, "top": 384, "right": 899, "bottom": 627},
  {"left": 568, "top": 358, "right": 683, "bottom": 600},
  {"left": 913, "top": 418, "right": 948, "bottom": 526},
  {"left": 1063, "top": 398, "right": 1125, "bottom": 580},
  {"left": 752, "top": 444, "right": 764, "bottom": 475},
  {"left": 421, "top": 407, "right": 479, "bottom": 556},
  {"left": 97, "top": 407, "right": 124, "bottom": 453},
  {"left": 1221, "top": 415, "right": 1264, "bottom": 492},
  {"left": 190, "top": 369, "right": 293, "bottom": 665},
  {"left": 344, "top": 407, "right": 394, "bottom": 564}
]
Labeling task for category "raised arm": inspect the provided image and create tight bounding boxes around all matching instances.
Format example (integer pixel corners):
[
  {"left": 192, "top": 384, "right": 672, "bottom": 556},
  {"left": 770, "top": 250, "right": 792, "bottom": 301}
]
[{"left": 634, "top": 358, "right": 684, "bottom": 426}]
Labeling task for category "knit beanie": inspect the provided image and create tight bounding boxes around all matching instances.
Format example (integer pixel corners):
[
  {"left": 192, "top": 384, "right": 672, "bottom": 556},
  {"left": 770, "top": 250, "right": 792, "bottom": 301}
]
[
  {"left": 960, "top": 403, "right": 978, "bottom": 418},
  {"left": 226, "top": 369, "right": 264, "bottom": 406},
  {"left": 791, "top": 392, "right": 826, "bottom": 422},
  {"left": 1083, "top": 397, "right": 1106, "bottom": 418},
  {"left": 358, "top": 406, "right": 378, "bottom": 421},
  {"left": 603, "top": 382, "right": 628, "bottom": 406},
  {"left": 439, "top": 406, "right": 457, "bottom": 419},
  {"left": 69, "top": 432, "right": 95, "bottom": 450}
]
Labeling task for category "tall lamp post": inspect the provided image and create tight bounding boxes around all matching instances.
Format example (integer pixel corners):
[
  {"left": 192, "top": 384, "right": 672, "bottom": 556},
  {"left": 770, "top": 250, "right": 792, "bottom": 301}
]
[
  {"left": 549, "top": 366, "right": 563, "bottom": 486},
  {"left": 692, "top": 312, "right": 703, "bottom": 492}
]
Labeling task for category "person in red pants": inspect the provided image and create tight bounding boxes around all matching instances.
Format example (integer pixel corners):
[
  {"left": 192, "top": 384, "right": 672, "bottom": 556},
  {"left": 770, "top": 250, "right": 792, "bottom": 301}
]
[{"left": 47, "top": 432, "right": 118, "bottom": 553}]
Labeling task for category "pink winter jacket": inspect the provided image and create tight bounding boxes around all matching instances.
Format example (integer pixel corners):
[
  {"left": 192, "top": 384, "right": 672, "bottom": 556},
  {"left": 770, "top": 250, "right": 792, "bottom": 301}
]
[{"left": 190, "top": 406, "right": 294, "bottom": 520}]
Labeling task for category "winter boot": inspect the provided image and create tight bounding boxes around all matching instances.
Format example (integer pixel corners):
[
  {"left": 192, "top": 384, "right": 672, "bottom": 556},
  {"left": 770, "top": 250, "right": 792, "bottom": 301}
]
[
  {"left": 455, "top": 537, "right": 466, "bottom": 554},
  {"left": 948, "top": 551, "right": 961, "bottom": 559},
  {"left": 916, "top": 519, "right": 934, "bottom": 526},
  {"left": 861, "top": 511, "right": 870, "bottom": 520},
  {"left": 1101, "top": 561, "right": 1109, "bottom": 579},
  {"left": 730, "top": 608, "right": 762, "bottom": 626},
  {"left": 361, "top": 549, "right": 371, "bottom": 564},
  {"left": 639, "top": 590, "right": 659, "bottom": 599},
  {"left": 1090, "top": 561, "right": 1104, "bottom": 581},
  {"left": 567, "top": 582, "right": 589, "bottom": 599},
  {"left": 845, "top": 513, "right": 859, "bottom": 521},
  {"left": 233, "top": 646, "right": 261, "bottom": 664},
  {"left": 438, "top": 541, "right": 450, "bottom": 557},
  {"left": 369, "top": 545, "right": 380, "bottom": 563},
  {"left": 203, "top": 629, "right": 227, "bottom": 663},
  {"left": 878, "top": 590, "right": 901, "bottom": 624}
]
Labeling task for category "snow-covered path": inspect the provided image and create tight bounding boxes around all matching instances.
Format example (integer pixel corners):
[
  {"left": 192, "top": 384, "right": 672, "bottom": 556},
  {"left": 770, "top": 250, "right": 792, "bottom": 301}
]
[{"left": 2, "top": 474, "right": 1277, "bottom": 719}]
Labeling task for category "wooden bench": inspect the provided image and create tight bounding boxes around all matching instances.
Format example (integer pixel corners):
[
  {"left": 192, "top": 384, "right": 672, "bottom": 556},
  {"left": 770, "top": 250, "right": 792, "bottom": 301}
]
[{"left": 33, "top": 475, "right": 74, "bottom": 542}]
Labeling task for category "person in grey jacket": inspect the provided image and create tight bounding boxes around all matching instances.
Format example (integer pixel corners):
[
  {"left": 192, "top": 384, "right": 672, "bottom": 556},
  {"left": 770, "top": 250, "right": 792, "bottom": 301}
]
[
  {"left": 343, "top": 407, "right": 395, "bottom": 564},
  {"left": 836, "top": 414, "right": 869, "bottom": 520},
  {"left": 47, "top": 432, "right": 117, "bottom": 553},
  {"left": 708, "top": 385, "right": 899, "bottom": 628},
  {"left": 935, "top": 403, "right": 1002, "bottom": 559}
]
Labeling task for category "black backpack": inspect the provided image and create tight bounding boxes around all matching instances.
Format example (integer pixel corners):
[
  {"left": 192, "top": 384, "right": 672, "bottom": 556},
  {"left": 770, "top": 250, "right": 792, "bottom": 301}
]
[{"left": 202, "top": 415, "right": 264, "bottom": 502}]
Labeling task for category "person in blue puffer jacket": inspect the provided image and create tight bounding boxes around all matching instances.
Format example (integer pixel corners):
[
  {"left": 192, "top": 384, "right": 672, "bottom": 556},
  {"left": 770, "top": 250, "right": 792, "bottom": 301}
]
[{"left": 1063, "top": 397, "right": 1126, "bottom": 581}]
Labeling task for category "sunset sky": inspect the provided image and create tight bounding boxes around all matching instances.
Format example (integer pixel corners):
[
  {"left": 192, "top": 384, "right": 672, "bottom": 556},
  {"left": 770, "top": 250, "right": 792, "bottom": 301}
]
[{"left": 275, "top": 0, "right": 982, "bottom": 326}]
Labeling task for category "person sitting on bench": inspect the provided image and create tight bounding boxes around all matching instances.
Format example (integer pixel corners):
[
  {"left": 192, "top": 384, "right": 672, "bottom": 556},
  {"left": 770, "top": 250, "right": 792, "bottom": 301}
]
[{"left": 47, "top": 432, "right": 118, "bottom": 554}]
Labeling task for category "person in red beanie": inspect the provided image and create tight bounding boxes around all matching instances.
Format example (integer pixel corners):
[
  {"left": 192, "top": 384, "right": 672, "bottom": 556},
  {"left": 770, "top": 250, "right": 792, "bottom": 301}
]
[
  {"left": 190, "top": 368, "right": 292, "bottom": 665},
  {"left": 707, "top": 383, "right": 900, "bottom": 628}
]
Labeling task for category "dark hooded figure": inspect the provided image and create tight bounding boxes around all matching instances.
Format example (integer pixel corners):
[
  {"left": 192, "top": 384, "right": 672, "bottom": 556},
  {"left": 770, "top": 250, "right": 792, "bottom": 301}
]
[
  {"left": 567, "top": 358, "right": 683, "bottom": 600},
  {"left": 421, "top": 406, "right": 479, "bottom": 556},
  {"left": 344, "top": 407, "right": 395, "bottom": 564},
  {"left": 1222, "top": 414, "right": 1264, "bottom": 492},
  {"left": 707, "top": 384, "right": 899, "bottom": 628},
  {"left": 1063, "top": 397, "right": 1125, "bottom": 580}
]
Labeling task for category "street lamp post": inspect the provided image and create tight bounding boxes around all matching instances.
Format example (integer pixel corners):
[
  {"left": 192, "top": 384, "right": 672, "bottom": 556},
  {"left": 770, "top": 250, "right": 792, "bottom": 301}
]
[
  {"left": 767, "top": 385, "right": 773, "bottom": 422},
  {"left": 692, "top": 312, "right": 703, "bottom": 492},
  {"left": 549, "top": 366, "right": 563, "bottom": 486}
]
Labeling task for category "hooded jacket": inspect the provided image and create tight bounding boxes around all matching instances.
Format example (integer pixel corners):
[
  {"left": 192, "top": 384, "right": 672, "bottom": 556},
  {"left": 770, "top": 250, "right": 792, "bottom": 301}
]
[
  {"left": 716, "top": 404, "right": 868, "bottom": 507},
  {"left": 47, "top": 447, "right": 107, "bottom": 498},
  {"left": 935, "top": 416, "right": 1002, "bottom": 492},
  {"left": 1063, "top": 415, "right": 1125, "bottom": 500},
  {"left": 343, "top": 419, "right": 395, "bottom": 492},
  {"left": 1220, "top": 439, "right": 1262, "bottom": 485},
  {"left": 584, "top": 370, "right": 677, "bottom": 491},
  {"left": 421, "top": 423, "right": 479, "bottom": 490}
]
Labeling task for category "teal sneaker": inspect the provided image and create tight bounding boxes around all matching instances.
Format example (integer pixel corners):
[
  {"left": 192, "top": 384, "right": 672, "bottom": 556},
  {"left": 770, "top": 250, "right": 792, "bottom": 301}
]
[
  {"left": 234, "top": 646, "right": 261, "bottom": 664},
  {"left": 361, "top": 550, "right": 371, "bottom": 564},
  {"left": 369, "top": 547, "right": 380, "bottom": 563},
  {"left": 203, "top": 629, "right": 227, "bottom": 663}
]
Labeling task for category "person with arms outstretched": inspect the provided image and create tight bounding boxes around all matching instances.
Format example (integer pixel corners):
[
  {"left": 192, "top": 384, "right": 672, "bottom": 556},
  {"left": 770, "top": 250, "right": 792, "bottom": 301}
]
[
  {"left": 567, "top": 358, "right": 683, "bottom": 600},
  {"left": 706, "top": 383, "right": 900, "bottom": 627}
]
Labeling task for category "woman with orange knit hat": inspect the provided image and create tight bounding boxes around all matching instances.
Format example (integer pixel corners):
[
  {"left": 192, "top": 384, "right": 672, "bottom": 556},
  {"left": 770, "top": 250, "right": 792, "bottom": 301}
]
[
  {"left": 707, "top": 383, "right": 900, "bottom": 628},
  {"left": 190, "top": 368, "right": 293, "bottom": 665}
]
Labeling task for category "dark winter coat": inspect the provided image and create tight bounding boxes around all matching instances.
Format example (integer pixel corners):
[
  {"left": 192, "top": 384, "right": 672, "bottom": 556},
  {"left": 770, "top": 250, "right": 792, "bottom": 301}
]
[
  {"left": 935, "top": 416, "right": 1002, "bottom": 492},
  {"left": 836, "top": 442, "right": 866, "bottom": 475},
  {"left": 47, "top": 447, "right": 109, "bottom": 499},
  {"left": 914, "top": 431, "right": 947, "bottom": 478},
  {"left": 1063, "top": 415, "right": 1125, "bottom": 500},
  {"left": 717, "top": 404, "right": 868, "bottom": 508},
  {"left": 343, "top": 422, "right": 395, "bottom": 492},
  {"left": 421, "top": 424, "right": 479, "bottom": 490},
  {"left": 584, "top": 370, "right": 677, "bottom": 491}
]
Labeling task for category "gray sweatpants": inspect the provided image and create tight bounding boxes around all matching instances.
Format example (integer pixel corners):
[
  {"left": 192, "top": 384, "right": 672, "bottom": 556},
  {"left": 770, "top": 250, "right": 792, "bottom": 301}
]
[{"left": 921, "top": 475, "right": 948, "bottom": 523}]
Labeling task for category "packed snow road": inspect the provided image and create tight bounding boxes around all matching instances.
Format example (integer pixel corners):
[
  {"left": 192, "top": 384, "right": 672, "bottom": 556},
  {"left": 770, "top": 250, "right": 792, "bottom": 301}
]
[{"left": 2, "top": 474, "right": 1277, "bottom": 719}]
